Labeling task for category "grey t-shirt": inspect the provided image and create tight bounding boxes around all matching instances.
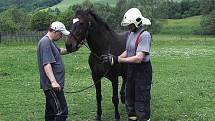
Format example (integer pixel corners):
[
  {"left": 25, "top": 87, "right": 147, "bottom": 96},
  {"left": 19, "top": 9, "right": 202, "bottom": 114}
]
[
  {"left": 37, "top": 35, "right": 65, "bottom": 90},
  {"left": 126, "top": 26, "right": 151, "bottom": 62}
]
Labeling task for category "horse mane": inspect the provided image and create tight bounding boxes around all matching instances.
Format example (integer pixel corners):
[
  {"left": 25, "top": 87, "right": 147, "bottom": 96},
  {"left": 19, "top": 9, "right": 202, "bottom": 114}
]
[{"left": 76, "top": 9, "right": 113, "bottom": 32}]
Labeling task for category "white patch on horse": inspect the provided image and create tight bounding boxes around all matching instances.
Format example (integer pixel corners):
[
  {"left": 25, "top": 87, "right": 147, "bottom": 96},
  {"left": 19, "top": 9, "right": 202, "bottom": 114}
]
[{"left": 73, "top": 18, "right": 79, "bottom": 24}]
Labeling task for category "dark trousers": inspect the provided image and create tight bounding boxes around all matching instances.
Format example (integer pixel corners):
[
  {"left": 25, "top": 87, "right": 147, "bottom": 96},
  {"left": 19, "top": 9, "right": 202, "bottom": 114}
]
[
  {"left": 126, "top": 61, "right": 152, "bottom": 121},
  {"left": 44, "top": 89, "right": 68, "bottom": 121}
]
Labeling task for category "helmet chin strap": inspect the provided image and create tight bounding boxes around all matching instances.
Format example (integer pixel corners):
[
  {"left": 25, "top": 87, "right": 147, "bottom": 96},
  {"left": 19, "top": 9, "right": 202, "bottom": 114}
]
[
  {"left": 131, "top": 27, "right": 138, "bottom": 32},
  {"left": 128, "top": 24, "right": 138, "bottom": 32}
]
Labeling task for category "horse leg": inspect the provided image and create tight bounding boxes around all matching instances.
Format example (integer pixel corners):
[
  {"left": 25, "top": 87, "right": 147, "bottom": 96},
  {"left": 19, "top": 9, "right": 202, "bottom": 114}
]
[
  {"left": 120, "top": 75, "right": 127, "bottom": 104},
  {"left": 93, "top": 76, "right": 102, "bottom": 121},
  {"left": 111, "top": 77, "right": 120, "bottom": 121}
]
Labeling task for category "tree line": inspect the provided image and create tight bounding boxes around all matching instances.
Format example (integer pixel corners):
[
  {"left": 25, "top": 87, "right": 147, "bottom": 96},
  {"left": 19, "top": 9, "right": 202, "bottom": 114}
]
[
  {"left": 0, "top": 0, "right": 63, "bottom": 12},
  {"left": 0, "top": 0, "right": 214, "bottom": 35}
]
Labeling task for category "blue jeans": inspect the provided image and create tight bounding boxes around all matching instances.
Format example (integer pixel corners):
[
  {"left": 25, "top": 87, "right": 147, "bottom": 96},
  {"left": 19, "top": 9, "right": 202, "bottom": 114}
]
[{"left": 44, "top": 89, "right": 68, "bottom": 121}]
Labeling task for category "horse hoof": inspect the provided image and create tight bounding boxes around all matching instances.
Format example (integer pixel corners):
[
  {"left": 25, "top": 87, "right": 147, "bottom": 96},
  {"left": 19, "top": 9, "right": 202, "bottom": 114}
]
[
  {"left": 95, "top": 115, "right": 101, "bottom": 121},
  {"left": 95, "top": 118, "right": 101, "bottom": 121}
]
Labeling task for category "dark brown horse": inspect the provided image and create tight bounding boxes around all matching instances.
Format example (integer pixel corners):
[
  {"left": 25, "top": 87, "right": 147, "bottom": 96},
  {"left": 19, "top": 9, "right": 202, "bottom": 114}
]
[{"left": 65, "top": 10, "right": 129, "bottom": 121}]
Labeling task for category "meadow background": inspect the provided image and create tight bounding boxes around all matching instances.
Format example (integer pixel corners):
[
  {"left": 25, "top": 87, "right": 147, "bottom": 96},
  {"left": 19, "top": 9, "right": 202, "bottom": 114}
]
[
  {"left": 0, "top": 0, "right": 215, "bottom": 121},
  {"left": 0, "top": 33, "right": 215, "bottom": 121}
]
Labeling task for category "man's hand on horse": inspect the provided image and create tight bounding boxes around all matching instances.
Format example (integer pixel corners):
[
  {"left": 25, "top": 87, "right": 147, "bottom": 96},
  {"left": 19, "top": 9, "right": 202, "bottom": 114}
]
[{"left": 100, "top": 53, "right": 118, "bottom": 66}]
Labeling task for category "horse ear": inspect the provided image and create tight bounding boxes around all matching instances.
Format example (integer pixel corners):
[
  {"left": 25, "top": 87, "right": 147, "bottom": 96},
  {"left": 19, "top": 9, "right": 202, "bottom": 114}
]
[{"left": 88, "top": 13, "right": 93, "bottom": 21}]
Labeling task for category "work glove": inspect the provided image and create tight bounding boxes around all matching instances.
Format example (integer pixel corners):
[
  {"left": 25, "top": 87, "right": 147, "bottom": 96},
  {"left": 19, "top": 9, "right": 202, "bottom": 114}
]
[{"left": 100, "top": 53, "right": 118, "bottom": 66}]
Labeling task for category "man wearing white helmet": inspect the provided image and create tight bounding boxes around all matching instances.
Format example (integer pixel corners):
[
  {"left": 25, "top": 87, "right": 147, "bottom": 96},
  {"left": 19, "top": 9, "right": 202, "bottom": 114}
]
[
  {"left": 101, "top": 8, "right": 152, "bottom": 121},
  {"left": 37, "top": 21, "right": 71, "bottom": 121}
]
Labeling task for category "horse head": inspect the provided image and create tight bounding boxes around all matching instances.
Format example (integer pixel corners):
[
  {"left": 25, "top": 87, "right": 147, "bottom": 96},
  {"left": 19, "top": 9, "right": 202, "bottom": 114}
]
[{"left": 65, "top": 10, "right": 92, "bottom": 52}]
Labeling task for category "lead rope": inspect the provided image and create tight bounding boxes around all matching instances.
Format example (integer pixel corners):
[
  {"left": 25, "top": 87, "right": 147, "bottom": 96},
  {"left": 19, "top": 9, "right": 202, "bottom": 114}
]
[{"left": 65, "top": 40, "right": 111, "bottom": 94}]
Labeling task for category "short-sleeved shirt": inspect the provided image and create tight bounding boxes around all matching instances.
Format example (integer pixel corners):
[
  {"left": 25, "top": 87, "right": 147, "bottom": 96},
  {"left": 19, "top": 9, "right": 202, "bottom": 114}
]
[
  {"left": 37, "top": 35, "right": 65, "bottom": 90},
  {"left": 126, "top": 26, "right": 151, "bottom": 62}
]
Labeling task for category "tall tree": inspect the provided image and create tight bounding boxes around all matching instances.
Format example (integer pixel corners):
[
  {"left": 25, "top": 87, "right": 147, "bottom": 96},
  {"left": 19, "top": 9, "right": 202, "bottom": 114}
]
[
  {"left": 0, "top": 5, "right": 30, "bottom": 32},
  {"left": 200, "top": 9, "right": 215, "bottom": 35},
  {"left": 200, "top": 0, "right": 215, "bottom": 15}
]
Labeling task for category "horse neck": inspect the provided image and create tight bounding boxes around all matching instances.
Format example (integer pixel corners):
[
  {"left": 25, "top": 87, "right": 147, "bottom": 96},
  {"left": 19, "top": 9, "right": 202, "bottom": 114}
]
[{"left": 86, "top": 25, "right": 117, "bottom": 55}]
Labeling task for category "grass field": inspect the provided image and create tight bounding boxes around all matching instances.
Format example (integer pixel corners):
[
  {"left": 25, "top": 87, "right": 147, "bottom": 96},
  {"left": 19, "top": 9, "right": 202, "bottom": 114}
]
[
  {"left": 0, "top": 34, "right": 215, "bottom": 121},
  {"left": 160, "top": 16, "right": 202, "bottom": 35},
  {"left": 50, "top": 0, "right": 117, "bottom": 11}
]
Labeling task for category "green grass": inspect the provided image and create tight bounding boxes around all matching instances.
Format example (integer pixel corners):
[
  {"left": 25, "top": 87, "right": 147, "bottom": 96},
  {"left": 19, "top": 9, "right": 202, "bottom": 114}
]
[
  {"left": 160, "top": 16, "right": 202, "bottom": 35},
  {"left": 0, "top": 34, "right": 215, "bottom": 121},
  {"left": 50, "top": 0, "right": 117, "bottom": 11}
]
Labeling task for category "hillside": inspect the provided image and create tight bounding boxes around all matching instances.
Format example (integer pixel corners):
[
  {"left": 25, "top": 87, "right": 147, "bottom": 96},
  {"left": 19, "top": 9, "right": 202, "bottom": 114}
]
[
  {"left": 51, "top": 0, "right": 187, "bottom": 11},
  {"left": 0, "top": 0, "right": 62, "bottom": 12},
  {"left": 160, "top": 16, "right": 202, "bottom": 35},
  {"left": 50, "top": 0, "right": 117, "bottom": 11}
]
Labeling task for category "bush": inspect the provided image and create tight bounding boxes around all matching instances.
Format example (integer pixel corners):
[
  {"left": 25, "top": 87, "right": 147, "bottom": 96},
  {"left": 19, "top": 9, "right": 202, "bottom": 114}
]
[
  {"left": 30, "top": 11, "right": 56, "bottom": 31},
  {"left": 200, "top": 10, "right": 215, "bottom": 35}
]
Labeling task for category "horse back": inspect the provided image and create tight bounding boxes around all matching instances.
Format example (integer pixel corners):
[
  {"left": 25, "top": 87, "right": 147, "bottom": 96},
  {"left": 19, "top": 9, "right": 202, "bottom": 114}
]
[{"left": 111, "top": 31, "right": 129, "bottom": 55}]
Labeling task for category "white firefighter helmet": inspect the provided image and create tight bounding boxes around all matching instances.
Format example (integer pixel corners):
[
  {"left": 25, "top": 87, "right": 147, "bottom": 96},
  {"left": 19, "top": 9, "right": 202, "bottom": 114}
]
[{"left": 121, "top": 8, "right": 151, "bottom": 27}]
